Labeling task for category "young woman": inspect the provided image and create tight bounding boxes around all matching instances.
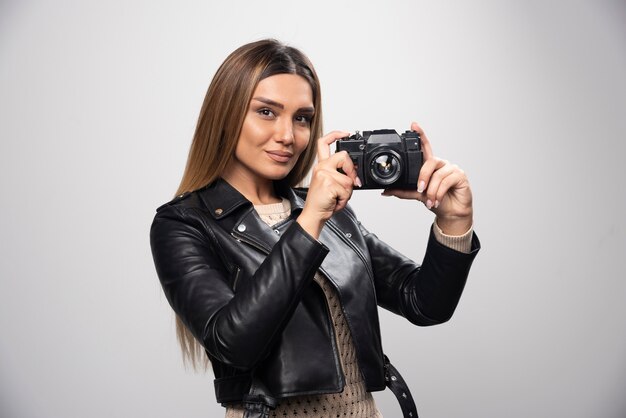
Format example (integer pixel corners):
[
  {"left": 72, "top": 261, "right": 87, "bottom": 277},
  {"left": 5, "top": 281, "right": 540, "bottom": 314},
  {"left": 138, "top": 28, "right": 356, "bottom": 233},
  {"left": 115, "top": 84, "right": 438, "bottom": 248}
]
[{"left": 150, "top": 39, "right": 479, "bottom": 418}]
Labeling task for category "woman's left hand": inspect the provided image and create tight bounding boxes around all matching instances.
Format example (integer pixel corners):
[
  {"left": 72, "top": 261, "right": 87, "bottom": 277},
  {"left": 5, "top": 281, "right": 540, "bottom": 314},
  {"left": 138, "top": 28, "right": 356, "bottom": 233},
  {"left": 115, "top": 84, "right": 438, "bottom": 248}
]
[{"left": 382, "top": 122, "right": 473, "bottom": 235}]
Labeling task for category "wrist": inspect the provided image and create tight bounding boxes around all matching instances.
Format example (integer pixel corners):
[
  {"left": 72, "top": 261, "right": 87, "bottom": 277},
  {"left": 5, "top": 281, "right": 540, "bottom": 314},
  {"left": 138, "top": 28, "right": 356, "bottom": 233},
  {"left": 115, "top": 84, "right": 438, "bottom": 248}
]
[
  {"left": 296, "top": 209, "right": 326, "bottom": 240},
  {"left": 435, "top": 214, "right": 473, "bottom": 236}
]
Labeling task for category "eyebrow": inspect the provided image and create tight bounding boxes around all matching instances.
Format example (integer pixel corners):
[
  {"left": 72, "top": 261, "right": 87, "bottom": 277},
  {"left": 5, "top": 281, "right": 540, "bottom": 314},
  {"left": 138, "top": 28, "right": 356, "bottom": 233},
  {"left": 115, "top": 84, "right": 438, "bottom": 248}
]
[{"left": 252, "top": 96, "right": 315, "bottom": 113}]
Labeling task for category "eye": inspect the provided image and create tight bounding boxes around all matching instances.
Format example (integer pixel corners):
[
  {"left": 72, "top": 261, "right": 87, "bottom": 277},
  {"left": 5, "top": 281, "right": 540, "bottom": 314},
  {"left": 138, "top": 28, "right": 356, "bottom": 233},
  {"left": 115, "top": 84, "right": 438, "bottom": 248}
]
[
  {"left": 257, "top": 108, "right": 275, "bottom": 118},
  {"left": 294, "top": 114, "right": 312, "bottom": 125}
]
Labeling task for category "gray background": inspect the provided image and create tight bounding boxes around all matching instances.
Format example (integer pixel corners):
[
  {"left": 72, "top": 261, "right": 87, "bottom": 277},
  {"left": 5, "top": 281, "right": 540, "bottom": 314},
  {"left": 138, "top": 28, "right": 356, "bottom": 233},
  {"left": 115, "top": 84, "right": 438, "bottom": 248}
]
[{"left": 1, "top": 1, "right": 625, "bottom": 417}]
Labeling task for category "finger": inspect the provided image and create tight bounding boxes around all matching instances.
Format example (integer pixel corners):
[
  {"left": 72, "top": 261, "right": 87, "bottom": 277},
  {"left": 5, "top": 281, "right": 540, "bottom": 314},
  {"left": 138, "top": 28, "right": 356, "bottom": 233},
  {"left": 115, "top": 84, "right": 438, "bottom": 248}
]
[
  {"left": 417, "top": 157, "right": 446, "bottom": 194},
  {"left": 335, "top": 151, "right": 359, "bottom": 187},
  {"left": 410, "top": 121, "right": 433, "bottom": 161},
  {"left": 311, "top": 162, "right": 355, "bottom": 196},
  {"left": 381, "top": 188, "right": 424, "bottom": 201},
  {"left": 319, "top": 150, "right": 360, "bottom": 187},
  {"left": 314, "top": 168, "right": 354, "bottom": 212},
  {"left": 334, "top": 175, "right": 354, "bottom": 212},
  {"left": 335, "top": 196, "right": 351, "bottom": 213},
  {"left": 434, "top": 171, "right": 465, "bottom": 204},
  {"left": 425, "top": 163, "right": 455, "bottom": 206},
  {"left": 317, "top": 164, "right": 356, "bottom": 192},
  {"left": 316, "top": 130, "right": 351, "bottom": 161}
]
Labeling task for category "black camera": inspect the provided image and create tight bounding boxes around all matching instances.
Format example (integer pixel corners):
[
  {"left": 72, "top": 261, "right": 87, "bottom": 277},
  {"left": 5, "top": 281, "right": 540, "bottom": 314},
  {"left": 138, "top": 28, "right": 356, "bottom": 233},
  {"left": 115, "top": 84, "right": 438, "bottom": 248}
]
[{"left": 335, "top": 129, "right": 422, "bottom": 189}]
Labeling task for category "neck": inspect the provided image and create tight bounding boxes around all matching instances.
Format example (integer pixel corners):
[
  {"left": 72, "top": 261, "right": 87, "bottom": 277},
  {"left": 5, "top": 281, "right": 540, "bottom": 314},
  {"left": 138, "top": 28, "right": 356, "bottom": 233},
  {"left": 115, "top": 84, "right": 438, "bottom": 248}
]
[{"left": 221, "top": 170, "right": 281, "bottom": 205}]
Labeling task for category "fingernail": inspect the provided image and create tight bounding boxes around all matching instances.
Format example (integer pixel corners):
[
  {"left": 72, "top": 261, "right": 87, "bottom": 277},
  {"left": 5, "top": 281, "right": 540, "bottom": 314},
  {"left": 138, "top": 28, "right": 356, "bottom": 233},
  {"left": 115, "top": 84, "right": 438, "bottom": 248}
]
[
  {"left": 426, "top": 199, "right": 433, "bottom": 209},
  {"left": 434, "top": 200, "right": 440, "bottom": 209},
  {"left": 417, "top": 181, "right": 425, "bottom": 193},
  {"left": 355, "top": 177, "right": 362, "bottom": 187}
]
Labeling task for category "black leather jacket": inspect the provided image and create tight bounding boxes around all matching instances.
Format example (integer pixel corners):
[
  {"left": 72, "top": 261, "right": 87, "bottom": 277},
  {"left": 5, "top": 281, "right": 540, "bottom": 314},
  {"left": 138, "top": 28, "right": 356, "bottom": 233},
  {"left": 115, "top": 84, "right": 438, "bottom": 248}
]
[{"left": 150, "top": 179, "right": 480, "bottom": 404}]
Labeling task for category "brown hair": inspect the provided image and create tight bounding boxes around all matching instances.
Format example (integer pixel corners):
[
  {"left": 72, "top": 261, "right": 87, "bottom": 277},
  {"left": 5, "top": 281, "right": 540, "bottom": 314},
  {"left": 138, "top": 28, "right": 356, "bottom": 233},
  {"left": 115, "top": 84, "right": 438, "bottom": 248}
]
[
  {"left": 176, "top": 38, "right": 323, "bottom": 196},
  {"left": 174, "top": 39, "right": 323, "bottom": 369}
]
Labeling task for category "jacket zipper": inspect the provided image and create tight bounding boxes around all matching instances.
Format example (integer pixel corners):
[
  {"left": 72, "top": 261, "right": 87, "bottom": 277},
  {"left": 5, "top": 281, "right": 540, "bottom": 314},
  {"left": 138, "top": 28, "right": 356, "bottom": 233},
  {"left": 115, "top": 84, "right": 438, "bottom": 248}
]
[
  {"left": 232, "top": 226, "right": 360, "bottom": 389},
  {"left": 230, "top": 232, "right": 271, "bottom": 254},
  {"left": 326, "top": 221, "right": 386, "bottom": 379},
  {"left": 229, "top": 232, "right": 269, "bottom": 293},
  {"left": 326, "top": 221, "right": 375, "bottom": 283},
  {"left": 231, "top": 266, "right": 242, "bottom": 291}
]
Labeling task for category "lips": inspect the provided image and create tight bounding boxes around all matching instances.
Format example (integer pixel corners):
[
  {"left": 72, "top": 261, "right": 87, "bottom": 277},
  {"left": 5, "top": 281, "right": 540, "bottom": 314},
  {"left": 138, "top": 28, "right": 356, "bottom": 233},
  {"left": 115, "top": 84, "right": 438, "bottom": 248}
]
[{"left": 266, "top": 150, "right": 294, "bottom": 163}]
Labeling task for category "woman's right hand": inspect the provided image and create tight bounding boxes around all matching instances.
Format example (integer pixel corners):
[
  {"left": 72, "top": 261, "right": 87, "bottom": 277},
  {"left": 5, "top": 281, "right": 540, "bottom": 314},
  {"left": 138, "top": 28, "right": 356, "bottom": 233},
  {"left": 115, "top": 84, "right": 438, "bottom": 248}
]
[{"left": 296, "top": 131, "right": 360, "bottom": 239}]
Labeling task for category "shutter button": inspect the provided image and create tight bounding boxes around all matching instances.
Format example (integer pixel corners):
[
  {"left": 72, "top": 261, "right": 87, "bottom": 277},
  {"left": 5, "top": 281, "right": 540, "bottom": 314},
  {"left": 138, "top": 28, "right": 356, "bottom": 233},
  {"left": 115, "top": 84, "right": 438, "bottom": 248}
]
[{"left": 237, "top": 224, "right": 246, "bottom": 232}]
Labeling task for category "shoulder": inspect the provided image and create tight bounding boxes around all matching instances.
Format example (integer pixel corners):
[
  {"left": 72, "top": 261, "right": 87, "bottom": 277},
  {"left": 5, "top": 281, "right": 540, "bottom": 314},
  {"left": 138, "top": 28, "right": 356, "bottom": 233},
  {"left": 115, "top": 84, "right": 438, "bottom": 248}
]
[
  {"left": 155, "top": 191, "right": 200, "bottom": 213},
  {"left": 150, "top": 190, "right": 214, "bottom": 251},
  {"left": 151, "top": 189, "right": 211, "bottom": 237}
]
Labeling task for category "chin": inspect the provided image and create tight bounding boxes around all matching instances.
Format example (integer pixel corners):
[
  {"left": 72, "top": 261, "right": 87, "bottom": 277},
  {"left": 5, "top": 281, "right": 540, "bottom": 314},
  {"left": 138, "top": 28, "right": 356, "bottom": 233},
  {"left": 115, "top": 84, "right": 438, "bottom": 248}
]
[
  {"left": 264, "top": 167, "right": 294, "bottom": 181},
  {"left": 269, "top": 173, "right": 291, "bottom": 182}
]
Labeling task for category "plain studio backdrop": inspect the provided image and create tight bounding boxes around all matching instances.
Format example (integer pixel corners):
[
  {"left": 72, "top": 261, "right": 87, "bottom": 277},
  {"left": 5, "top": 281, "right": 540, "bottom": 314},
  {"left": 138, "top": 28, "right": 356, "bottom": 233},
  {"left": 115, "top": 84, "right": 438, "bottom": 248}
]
[{"left": 1, "top": 1, "right": 625, "bottom": 417}]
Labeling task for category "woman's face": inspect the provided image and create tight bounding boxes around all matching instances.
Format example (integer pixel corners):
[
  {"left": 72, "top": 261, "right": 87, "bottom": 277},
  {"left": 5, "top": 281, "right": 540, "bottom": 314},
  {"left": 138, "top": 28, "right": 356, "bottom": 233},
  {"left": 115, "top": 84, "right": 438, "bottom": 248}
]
[{"left": 229, "top": 73, "right": 314, "bottom": 186}]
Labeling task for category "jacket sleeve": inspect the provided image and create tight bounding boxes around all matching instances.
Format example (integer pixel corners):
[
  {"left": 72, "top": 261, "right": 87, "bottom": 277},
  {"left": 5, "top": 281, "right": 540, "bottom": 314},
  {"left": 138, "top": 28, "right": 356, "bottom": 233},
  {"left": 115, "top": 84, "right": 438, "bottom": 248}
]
[
  {"left": 150, "top": 205, "right": 329, "bottom": 370},
  {"left": 359, "top": 221, "right": 480, "bottom": 326}
]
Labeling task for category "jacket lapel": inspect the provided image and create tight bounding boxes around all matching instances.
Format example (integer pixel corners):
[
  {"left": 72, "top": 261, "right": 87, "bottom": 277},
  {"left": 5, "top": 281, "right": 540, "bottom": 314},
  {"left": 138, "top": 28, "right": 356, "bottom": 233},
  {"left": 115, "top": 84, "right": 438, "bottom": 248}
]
[
  {"left": 196, "top": 181, "right": 368, "bottom": 285},
  {"left": 197, "top": 179, "right": 287, "bottom": 252}
]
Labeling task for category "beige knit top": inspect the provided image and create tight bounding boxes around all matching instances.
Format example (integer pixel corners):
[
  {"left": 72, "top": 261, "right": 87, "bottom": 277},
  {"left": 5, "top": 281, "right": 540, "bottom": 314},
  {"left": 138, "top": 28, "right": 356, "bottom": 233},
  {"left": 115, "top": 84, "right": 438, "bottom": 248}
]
[{"left": 225, "top": 198, "right": 473, "bottom": 418}]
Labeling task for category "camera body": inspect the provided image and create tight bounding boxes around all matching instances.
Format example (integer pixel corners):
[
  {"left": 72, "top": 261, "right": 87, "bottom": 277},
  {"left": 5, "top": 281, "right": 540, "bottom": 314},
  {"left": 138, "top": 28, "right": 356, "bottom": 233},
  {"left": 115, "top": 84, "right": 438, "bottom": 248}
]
[{"left": 335, "top": 129, "right": 422, "bottom": 190}]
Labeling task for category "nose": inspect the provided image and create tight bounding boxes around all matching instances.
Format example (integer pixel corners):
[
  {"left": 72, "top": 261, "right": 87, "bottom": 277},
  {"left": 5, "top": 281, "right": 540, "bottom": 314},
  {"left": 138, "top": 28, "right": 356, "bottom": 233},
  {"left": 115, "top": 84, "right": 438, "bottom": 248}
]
[{"left": 275, "top": 118, "right": 294, "bottom": 145}]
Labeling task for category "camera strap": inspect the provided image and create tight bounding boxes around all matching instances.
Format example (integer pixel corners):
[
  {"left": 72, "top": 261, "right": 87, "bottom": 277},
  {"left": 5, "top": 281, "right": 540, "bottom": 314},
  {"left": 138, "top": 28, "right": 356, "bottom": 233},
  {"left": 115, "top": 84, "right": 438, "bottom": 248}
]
[{"left": 385, "top": 355, "right": 419, "bottom": 418}]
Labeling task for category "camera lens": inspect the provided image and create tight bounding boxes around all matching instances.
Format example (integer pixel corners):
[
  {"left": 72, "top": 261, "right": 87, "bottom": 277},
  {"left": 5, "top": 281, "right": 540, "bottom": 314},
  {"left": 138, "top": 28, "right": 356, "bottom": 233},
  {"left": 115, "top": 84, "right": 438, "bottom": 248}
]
[{"left": 369, "top": 151, "right": 402, "bottom": 185}]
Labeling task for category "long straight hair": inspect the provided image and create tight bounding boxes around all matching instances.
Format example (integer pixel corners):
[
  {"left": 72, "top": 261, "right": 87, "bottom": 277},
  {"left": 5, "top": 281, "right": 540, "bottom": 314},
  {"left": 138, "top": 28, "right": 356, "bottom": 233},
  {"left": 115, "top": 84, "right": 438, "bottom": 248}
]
[{"left": 174, "top": 39, "right": 323, "bottom": 369}]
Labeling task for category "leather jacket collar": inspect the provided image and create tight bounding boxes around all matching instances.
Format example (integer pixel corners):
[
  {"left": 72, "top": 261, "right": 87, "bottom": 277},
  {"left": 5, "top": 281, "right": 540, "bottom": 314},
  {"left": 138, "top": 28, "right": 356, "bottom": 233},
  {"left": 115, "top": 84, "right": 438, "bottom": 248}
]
[{"left": 198, "top": 178, "right": 305, "bottom": 221}]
